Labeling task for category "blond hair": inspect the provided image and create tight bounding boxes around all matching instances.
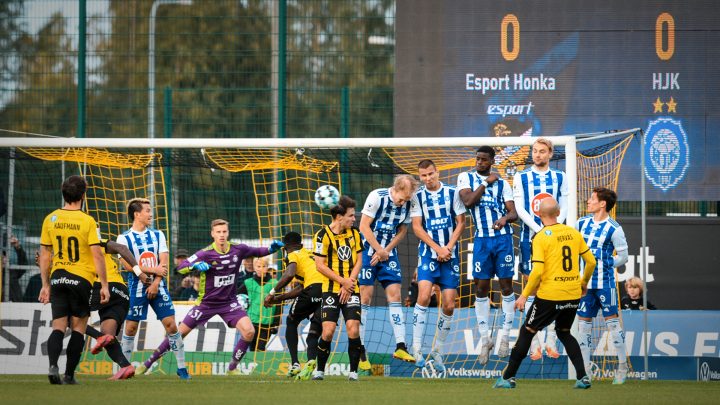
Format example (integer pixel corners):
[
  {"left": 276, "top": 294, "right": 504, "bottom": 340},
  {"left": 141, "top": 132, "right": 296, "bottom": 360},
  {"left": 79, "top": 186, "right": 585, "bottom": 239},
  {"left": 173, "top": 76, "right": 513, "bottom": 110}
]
[
  {"left": 211, "top": 218, "right": 229, "bottom": 229},
  {"left": 533, "top": 137, "right": 554, "bottom": 154},
  {"left": 625, "top": 277, "right": 645, "bottom": 294},
  {"left": 394, "top": 174, "right": 419, "bottom": 193}
]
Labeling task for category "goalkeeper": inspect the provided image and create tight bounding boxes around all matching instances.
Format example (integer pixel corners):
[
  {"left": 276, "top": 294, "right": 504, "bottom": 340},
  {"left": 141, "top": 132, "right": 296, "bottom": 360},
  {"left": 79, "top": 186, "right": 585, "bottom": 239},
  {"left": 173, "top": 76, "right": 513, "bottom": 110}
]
[{"left": 135, "top": 219, "right": 283, "bottom": 375}]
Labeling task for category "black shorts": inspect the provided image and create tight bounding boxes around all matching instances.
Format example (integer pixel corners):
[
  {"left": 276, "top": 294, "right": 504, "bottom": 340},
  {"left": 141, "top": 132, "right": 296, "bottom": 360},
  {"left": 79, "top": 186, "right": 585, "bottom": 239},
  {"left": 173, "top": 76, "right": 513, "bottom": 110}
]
[
  {"left": 525, "top": 297, "right": 580, "bottom": 332},
  {"left": 288, "top": 284, "right": 322, "bottom": 320},
  {"left": 90, "top": 282, "right": 130, "bottom": 332},
  {"left": 321, "top": 292, "right": 361, "bottom": 324},
  {"left": 50, "top": 270, "right": 92, "bottom": 320}
]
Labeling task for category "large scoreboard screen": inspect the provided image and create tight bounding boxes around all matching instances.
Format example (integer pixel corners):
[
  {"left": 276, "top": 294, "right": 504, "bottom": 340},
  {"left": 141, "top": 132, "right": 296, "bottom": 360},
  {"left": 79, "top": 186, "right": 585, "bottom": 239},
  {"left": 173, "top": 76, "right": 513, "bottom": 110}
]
[{"left": 395, "top": 0, "right": 720, "bottom": 201}]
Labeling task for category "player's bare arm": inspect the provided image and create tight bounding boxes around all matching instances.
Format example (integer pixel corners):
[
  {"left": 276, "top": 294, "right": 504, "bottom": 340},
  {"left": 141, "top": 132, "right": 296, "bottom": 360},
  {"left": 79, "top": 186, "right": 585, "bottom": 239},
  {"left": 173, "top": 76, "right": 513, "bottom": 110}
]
[
  {"left": 412, "top": 216, "right": 449, "bottom": 261},
  {"left": 459, "top": 172, "right": 500, "bottom": 207},
  {"left": 445, "top": 213, "right": 466, "bottom": 259},
  {"left": 359, "top": 214, "right": 388, "bottom": 262},
  {"left": 493, "top": 200, "right": 518, "bottom": 229},
  {"left": 38, "top": 245, "right": 53, "bottom": 304},
  {"left": 372, "top": 223, "right": 407, "bottom": 265}
]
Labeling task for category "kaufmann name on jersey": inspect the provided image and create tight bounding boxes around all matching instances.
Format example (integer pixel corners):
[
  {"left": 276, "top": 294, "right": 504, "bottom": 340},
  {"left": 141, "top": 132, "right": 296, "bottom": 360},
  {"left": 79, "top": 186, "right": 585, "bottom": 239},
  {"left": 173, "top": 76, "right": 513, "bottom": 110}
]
[
  {"left": 361, "top": 188, "right": 411, "bottom": 255},
  {"left": 513, "top": 167, "right": 567, "bottom": 241},
  {"left": 576, "top": 216, "right": 628, "bottom": 289},
  {"left": 457, "top": 171, "right": 512, "bottom": 237},
  {"left": 411, "top": 184, "right": 466, "bottom": 259}
]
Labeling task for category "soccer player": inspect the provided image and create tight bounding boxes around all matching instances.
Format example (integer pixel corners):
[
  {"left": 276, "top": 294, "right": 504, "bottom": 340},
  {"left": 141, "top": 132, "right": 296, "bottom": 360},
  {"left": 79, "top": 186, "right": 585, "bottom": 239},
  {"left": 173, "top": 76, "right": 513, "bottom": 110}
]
[
  {"left": 117, "top": 197, "right": 189, "bottom": 379},
  {"left": 576, "top": 187, "right": 630, "bottom": 384},
  {"left": 457, "top": 146, "right": 518, "bottom": 364},
  {"left": 312, "top": 195, "right": 364, "bottom": 381},
  {"left": 410, "top": 159, "right": 466, "bottom": 371},
  {"left": 359, "top": 174, "right": 418, "bottom": 363},
  {"left": 513, "top": 137, "right": 569, "bottom": 359},
  {"left": 135, "top": 219, "right": 283, "bottom": 375},
  {"left": 494, "top": 197, "right": 597, "bottom": 389},
  {"left": 38, "top": 175, "right": 109, "bottom": 385},
  {"left": 264, "top": 231, "right": 324, "bottom": 378},
  {"left": 86, "top": 239, "right": 166, "bottom": 380}
]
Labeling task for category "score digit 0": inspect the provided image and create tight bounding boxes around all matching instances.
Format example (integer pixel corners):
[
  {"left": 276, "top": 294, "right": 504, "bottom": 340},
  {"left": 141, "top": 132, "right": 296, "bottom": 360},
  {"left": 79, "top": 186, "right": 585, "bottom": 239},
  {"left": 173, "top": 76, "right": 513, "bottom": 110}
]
[
  {"left": 501, "top": 14, "right": 520, "bottom": 61},
  {"left": 656, "top": 12, "right": 675, "bottom": 60}
]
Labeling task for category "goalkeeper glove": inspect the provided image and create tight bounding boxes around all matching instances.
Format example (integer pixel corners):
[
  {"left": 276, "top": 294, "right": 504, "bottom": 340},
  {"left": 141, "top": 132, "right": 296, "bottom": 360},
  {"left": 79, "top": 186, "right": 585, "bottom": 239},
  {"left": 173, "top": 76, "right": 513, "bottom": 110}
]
[
  {"left": 268, "top": 240, "right": 284, "bottom": 254},
  {"left": 237, "top": 294, "right": 249, "bottom": 311},
  {"left": 190, "top": 261, "right": 210, "bottom": 272}
]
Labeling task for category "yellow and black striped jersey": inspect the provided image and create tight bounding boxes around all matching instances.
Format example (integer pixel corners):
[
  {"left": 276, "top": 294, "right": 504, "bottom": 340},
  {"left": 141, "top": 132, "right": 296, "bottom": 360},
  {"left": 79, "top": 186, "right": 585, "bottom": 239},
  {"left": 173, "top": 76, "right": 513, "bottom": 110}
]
[
  {"left": 286, "top": 248, "right": 323, "bottom": 288},
  {"left": 40, "top": 209, "right": 102, "bottom": 284},
  {"left": 313, "top": 225, "right": 363, "bottom": 293}
]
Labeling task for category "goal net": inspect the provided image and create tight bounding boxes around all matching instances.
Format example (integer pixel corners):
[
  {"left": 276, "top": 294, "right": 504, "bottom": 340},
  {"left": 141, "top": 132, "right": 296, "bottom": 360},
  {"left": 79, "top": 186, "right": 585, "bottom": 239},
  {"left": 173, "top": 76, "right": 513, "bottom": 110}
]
[{"left": 0, "top": 132, "right": 636, "bottom": 379}]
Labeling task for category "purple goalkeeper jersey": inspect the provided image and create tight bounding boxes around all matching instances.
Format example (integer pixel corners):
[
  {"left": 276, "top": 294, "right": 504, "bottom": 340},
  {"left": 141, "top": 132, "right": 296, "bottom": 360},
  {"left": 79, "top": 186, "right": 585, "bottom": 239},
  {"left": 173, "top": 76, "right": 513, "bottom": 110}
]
[{"left": 179, "top": 242, "right": 269, "bottom": 306}]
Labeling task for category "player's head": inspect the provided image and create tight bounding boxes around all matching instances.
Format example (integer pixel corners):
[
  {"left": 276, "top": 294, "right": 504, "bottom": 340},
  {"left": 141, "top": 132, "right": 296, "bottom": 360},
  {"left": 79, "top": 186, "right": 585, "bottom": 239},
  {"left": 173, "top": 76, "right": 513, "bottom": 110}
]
[
  {"left": 282, "top": 231, "right": 303, "bottom": 253},
  {"left": 625, "top": 276, "right": 644, "bottom": 299},
  {"left": 210, "top": 219, "right": 229, "bottom": 245},
  {"left": 532, "top": 138, "right": 554, "bottom": 168},
  {"left": 127, "top": 198, "right": 152, "bottom": 226},
  {"left": 174, "top": 248, "right": 189, "bottom": 265},
  {"left": 587, "top": 187, "right": 617, "bottom": 213},
  {"left": 418, "top": 159, "right": 440, "bottom": 189},
  {"left": 61, "top": 175, "right": 87, "bottom": 204},
  {"left": 475, "top": 146, "right": 495, "bottom": 174},
  {"left": 330, "top": 195, "right": 357, "bottom": 229},
  {"left": 391, "top": 174, "right": 419, "bottom": 206},
  {"left": 538, "top": 197, "right": 560, "bottom": 225},
  {"left": 253, "top": 257, "right": 270, "bottom": 276}
]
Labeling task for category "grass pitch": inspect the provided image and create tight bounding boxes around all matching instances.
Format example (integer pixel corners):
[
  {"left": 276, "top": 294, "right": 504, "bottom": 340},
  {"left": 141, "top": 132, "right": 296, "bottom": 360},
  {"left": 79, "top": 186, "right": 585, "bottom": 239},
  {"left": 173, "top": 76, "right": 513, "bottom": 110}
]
[{"left": 1, "top": 375, "right": 717, "bottom": 404}]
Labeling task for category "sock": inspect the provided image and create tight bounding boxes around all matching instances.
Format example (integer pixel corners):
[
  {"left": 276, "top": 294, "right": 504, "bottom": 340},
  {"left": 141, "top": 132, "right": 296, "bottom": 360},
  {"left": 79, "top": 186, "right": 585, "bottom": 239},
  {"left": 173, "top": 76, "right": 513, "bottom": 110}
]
[
  {"left": 388, "top": 302, "right": 406, "bottom": 346},
  {"left": 105, "top": 339, "right": 131, "bottom": 368},
  {"left": 433, "top": 312, "right": 453, "bottom": 354},
  {"left": 168, "top": 332, "right": 186, "bottom": 369},
  {"left": 412, "top": 304, "right": 428, "bottom": 351},
  {"left": 348, "top": 337, "right": 361, "bottom": 373},
  {"left": 85, "top": 325, "right": 102, "bottom": 340},
  {"left": 144, "top": 337, "right": 170, "bottom": 368},
  {"left": 474, "top": 296, "right": 490, "bottom": 342},
  {"left": 556, "top": 330, "right": 587, "bottom": 379},
  {"left": 546, "top": 321, "right": 557, "bottom": 346},
  {"left": 503, "top": 326, "right": 535, "bottom": 379},
  {"left": 47, "top": 329, "right": 65, "bottom": 368},
  {"left": 360, "top": 304, "right": 369, "bottom": 344},
  {"left": 306, "top": 331, "right": 319, "bottom": 361},
  {"left": 501, "top": 293, "right": 515, "bottom": 338},
  {"left": 228, "top": 339, "right": 250, "bottom": 371},
  {"left": 578, "top": 319, "right": 593, "bottom": 368},
  {"left": 606, "top": 318, "right": 628, "bottom": 366},
  {"left": 285, "top": 317, "right": 300, "bottom": 365},
  {"left": 307, "top": 317, "right": 321, "bottom": 361},
  {"left": 316, "top": 338, "right": 331, "bottom": 372},
  {"left": 359, "top": 344, "right": 367, "bottom": 362},
  {"left": 64, "top": 331, "right": 85, "bottom": 378},
  {"left": 121, "top": 334, "right": 135, "bottom": 362}
]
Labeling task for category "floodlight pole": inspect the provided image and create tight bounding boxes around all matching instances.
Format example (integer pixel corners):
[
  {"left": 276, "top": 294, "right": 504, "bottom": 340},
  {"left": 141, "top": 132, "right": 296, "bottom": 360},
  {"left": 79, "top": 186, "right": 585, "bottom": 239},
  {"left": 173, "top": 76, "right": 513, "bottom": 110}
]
[{"left": 148, "top": 0, "right": 191, "bottom": 215}]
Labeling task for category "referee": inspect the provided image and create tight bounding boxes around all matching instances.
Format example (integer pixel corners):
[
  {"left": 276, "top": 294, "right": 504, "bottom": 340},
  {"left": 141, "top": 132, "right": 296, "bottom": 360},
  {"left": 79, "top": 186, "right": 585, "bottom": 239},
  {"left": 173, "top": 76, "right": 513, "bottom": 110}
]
[{"left": 494, "top": 197, "right": 597, "bottom": 389}]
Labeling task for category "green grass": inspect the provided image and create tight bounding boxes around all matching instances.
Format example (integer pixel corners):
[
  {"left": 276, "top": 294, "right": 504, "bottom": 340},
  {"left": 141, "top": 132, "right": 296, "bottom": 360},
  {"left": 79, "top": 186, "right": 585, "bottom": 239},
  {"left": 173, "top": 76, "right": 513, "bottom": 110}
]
[{"left": 1, "top": 375, "right": 718, "bottom": 404}]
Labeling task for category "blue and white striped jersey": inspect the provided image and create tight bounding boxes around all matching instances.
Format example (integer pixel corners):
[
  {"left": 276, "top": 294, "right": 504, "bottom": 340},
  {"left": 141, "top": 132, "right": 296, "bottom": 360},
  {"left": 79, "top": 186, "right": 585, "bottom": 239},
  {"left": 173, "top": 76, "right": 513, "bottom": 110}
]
[
  {"left": 361, "top": 188, "right": 412, "bottom": 256},
  {"left": 576, "top": 215, "right": 628, "bottom": 289},
  {"left": 513, "top": 167, "right": 568, "bottom": 242},
  {"left": 409, "top": 183, "right": 466, "bottom": 259},
  {"left": 456, "top": 171, "right": 513, "bottom": 238},
  {"left": 116, "top": 227, "right": 169, "bottom": 297}
]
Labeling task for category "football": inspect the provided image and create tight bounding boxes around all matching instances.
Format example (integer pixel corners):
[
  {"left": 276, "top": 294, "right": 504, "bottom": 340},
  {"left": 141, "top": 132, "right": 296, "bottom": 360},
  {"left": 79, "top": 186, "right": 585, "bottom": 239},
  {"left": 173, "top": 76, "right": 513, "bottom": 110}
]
[{"left": 314, "top": 185, "right": 340, "bottom": 209}]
